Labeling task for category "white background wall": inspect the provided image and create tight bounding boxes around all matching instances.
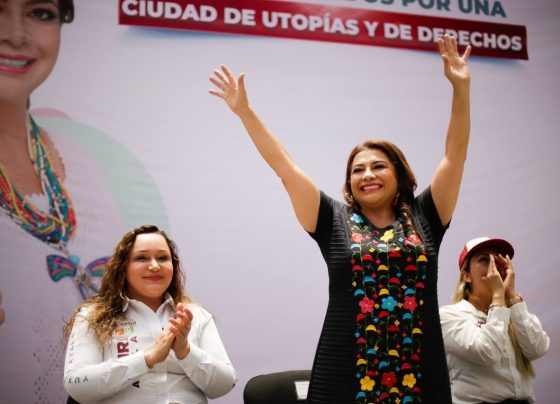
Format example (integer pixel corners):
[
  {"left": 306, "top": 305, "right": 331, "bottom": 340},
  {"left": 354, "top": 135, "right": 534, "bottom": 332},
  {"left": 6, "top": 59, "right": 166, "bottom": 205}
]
[{"left": 24, "top": 0, "right": 560, "bottom": 402}]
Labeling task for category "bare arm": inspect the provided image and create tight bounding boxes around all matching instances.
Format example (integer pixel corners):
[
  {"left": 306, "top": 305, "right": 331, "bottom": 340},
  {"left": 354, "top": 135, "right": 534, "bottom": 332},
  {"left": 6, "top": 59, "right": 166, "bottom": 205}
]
[
  {"left": 431, "top": 35, "right": 472, "bottom": 226},
  {"left": 209, "top": 65, "right": 320, "bottom": 232}
]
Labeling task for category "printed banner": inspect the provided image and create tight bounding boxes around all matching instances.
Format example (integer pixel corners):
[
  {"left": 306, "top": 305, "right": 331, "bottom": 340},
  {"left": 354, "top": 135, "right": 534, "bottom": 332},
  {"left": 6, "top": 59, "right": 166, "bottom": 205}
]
[{"left": 119, "top": 0, "right": 528, "bottom": 59}]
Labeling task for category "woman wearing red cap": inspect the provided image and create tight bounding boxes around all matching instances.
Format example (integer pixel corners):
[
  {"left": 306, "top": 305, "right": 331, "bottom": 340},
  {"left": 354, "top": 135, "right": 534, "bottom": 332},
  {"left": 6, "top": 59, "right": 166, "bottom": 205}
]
[{"left": 440, "top": 237, "right": 549, "bottom": 404}]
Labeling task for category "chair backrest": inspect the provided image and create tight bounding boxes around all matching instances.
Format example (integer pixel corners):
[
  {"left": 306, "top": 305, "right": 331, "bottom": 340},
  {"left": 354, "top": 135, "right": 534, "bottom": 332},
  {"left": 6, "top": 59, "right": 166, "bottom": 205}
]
[{"left": 243, "top": 369, "right": 311, "bottom": 404}]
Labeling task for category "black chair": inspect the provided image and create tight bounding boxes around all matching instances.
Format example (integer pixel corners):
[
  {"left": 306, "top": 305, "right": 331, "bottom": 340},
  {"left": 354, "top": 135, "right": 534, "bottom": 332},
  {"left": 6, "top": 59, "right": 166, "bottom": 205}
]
[{"left": 243, "top": 369, "right": 311, "bottom": 404}]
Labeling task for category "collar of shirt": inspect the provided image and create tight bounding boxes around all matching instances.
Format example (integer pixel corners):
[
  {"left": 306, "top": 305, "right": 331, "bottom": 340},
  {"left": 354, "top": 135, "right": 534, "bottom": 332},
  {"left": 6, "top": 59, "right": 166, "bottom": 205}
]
[
  {"left": 456, "top": 298, "right": 488, "bottom": 317},
  {"left": 121, "top": 293, "right": 176, "bottom": 312}
]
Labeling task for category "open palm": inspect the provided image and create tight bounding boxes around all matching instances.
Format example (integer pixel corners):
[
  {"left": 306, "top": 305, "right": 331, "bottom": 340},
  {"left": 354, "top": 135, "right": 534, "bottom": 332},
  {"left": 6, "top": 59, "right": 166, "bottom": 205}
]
[
  {"left": 209, "top": 65, "right": 248, "bottom": 115},
  {"left": 438, "top": 35, "right": 471, "bottom": 85}
]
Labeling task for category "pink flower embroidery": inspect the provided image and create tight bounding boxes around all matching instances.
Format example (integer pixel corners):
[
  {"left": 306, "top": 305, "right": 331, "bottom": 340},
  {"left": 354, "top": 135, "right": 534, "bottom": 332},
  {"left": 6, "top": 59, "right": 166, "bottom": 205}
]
[
  {"left": 352, "top": 233, "right": 365, "bottom": 243},
  {"left": 359, "top": 297, "right": 374, "bottom": 313}
]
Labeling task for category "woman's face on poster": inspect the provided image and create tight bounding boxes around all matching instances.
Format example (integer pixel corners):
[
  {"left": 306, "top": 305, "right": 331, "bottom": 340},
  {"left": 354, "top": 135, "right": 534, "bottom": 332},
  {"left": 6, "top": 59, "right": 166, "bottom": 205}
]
[{"left": 0, "top": 0, "right": 62, "bottom": 105}]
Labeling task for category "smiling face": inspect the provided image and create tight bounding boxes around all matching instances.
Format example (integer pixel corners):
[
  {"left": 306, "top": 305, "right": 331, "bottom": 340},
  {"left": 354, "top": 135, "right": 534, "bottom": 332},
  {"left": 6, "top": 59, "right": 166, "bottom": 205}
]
[
  {"left": 125, "top": 233, "right": 174, "bottom": 311},
  {"left": 0, "top": 0, "right": 62, "bottom": 106},
  {"left": 349, "top": 148, "right": 398, "bottom": 213}
]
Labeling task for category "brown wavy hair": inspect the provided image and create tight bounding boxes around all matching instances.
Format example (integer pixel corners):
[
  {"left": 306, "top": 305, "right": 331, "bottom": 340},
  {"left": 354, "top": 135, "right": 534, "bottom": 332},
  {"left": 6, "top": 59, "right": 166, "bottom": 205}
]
[
  {"left": 454, "top": 257, "right": 535, "bottom": 378},
  {"left": 63, "top": 225, "right": 190, "bottom": 347},
  {"left": 343, "top": 140, "right": 418, "bottom": 238}
]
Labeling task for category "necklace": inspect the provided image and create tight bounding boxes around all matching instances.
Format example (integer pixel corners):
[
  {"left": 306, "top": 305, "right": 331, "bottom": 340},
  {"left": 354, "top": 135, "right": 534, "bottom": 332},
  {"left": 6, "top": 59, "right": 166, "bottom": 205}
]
[{"left": 0, "top": 115, "right": 76, "bottom": 252}]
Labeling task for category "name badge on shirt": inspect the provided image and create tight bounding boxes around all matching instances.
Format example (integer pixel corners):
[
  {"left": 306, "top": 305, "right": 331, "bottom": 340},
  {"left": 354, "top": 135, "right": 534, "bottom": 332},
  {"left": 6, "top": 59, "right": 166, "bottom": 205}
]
[{"left": 113, "top": 320, "right": 137, "bottom": 358}]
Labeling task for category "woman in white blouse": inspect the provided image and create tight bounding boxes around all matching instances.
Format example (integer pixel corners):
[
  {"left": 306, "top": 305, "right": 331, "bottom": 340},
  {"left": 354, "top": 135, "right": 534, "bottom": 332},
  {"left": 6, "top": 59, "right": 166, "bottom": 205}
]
[
  {"left": 63, "top": 225, "right": 237, "bottom": 403},
  {"left": 440, "top": 237, "right": 549, "bottom": 404}
]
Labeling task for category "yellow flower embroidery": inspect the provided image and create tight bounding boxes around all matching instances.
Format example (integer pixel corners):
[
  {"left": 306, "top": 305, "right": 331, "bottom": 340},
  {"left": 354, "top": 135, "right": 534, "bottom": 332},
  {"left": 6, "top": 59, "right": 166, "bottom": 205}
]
[
  {"left": 360, "top": 376, "right": 375, "bottom": 391},
  {"left": 381, "top": 229, "right": 394, "bottom": 242},
  {"left": 402, "top": 373, "right": 417, "bottom": 388}
]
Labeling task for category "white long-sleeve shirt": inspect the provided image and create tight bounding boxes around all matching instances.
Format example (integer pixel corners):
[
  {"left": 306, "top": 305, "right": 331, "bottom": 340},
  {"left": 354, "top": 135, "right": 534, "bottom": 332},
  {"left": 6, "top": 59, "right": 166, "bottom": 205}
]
[
  {"left": 439, "top": 299, "right": 549, "bottom": 404},
  {"left": 64, "top": 295, "right": 237, "bottom": 403}
]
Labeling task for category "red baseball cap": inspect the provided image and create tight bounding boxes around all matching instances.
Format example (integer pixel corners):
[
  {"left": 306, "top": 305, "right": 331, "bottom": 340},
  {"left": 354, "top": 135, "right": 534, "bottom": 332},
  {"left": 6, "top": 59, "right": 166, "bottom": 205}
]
[{"left": 458, "top": 237, "right": 514, "bottom": 270}]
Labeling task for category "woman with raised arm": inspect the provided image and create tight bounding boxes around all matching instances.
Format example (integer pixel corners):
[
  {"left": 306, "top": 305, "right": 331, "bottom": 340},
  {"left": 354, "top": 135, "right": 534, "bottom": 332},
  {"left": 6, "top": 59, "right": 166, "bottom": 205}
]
[
  {"left": 210, "top": 35, "right": 470, "bottom": 403},
  {"left": 440, "top": 237, "right": 549, "bottom": 403}
]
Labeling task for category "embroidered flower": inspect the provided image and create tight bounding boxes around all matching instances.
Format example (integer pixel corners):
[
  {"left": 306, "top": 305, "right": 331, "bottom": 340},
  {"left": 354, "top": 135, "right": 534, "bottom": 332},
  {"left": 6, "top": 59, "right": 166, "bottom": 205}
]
[
  {"left": 402, "top": 373, "right": 417, "bottom": 388},
  {"left": 381, "top": 296, "right": 397, "bottom": 312},
  {"left": 352, "top": 233, "right": 365, "bottom": 243},
  {"left": 349, "top": 211, "right": 426, "bottom": 400},
  {"left": 350, "top": 213, "right": 364, "bottom": 224},
  {"left": 359, "top": 297, "right": 374, "bottom": 313},
  {"left": 406, "top": 234, "right": 421, "bottom": 244},
  {"left": 362, "top": 254, "right": 374, "bottom": 262},
  {"left": 380, "top": 229, "right": 394, "bottom": 243},
  {"left": 381, "top": 371, "right": 397, "bottom": 388},
  {"left": 403, "top": 296, "right": 417, "bottom": 313},
  {"left": 360, "top": 376, "right": 375, "bottom": 391}
]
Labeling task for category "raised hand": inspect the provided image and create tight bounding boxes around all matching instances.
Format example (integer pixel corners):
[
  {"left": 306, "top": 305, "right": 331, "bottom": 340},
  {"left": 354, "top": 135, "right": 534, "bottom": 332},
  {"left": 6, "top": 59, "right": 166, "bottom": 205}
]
[
  {"left": 438, "top": 34, "right": 471, "bottom": 87},
  {"left": 482, "top": 254, "right": 506, "bottom": 306},
  {"left": 169, "top": 302, "right": 193, "bottom": 360},
  {"left": 209, "top": 65, "right": 249, "bottom": 116},
  {"left": 499, "top": 255, "right": 518, "bottom": 302}
]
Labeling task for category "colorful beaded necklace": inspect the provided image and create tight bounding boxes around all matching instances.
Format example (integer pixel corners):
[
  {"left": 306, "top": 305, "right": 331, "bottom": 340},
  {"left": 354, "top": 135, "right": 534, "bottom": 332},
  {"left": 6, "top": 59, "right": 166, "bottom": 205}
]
[{"left": 0, "top": 115, "right": 76, "bottom": 252}]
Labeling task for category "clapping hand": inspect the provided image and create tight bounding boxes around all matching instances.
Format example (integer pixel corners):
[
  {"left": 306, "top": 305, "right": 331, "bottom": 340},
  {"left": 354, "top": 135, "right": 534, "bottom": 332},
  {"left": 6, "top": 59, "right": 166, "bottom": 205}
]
[
  {"left": 143, "top": 303, "right": 193, "bottom": 367},
  {"left": 169, "top": 302, "right": 193, "bottom": 360},
  {"left": 496, "top": 254, "right": 518, "bottom": 302},
  {"left": 144, "top": 328, "right": 175, "bottom": 368},
  {"left": 482, "top": 254, "right": 506, "bottom": 306}
]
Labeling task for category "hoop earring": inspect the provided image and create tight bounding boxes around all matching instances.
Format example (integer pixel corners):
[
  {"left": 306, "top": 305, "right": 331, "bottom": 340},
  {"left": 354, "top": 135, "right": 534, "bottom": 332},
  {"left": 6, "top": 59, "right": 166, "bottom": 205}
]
[{"left": 392, "top": 192, "right": 400, "bottom": 207}]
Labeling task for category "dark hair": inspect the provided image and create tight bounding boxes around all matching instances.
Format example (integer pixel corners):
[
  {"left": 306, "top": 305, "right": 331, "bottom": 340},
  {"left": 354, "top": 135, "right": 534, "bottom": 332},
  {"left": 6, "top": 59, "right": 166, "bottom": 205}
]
[
  {"left": 64, "top": 225, "right": 190, "bottom": 346},
  {"left": 343, "top": 139, "right": 417, "bottom": 208},
  {"left": 343, "top": 140, "right": 419, "bottom": 238},
  {"left": 59, "top": 0, "right": 75, "bottom": 23}
]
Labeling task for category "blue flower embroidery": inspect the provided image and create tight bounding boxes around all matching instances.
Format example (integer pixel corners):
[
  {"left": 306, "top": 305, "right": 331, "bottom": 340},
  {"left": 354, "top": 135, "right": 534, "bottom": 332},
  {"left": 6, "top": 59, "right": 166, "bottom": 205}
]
[
  {"left": 350, "top": 213, "right": 364, "bottom": 224},
  {"left": 381, "top": 296, "right": 398, "bottom": 312}
]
